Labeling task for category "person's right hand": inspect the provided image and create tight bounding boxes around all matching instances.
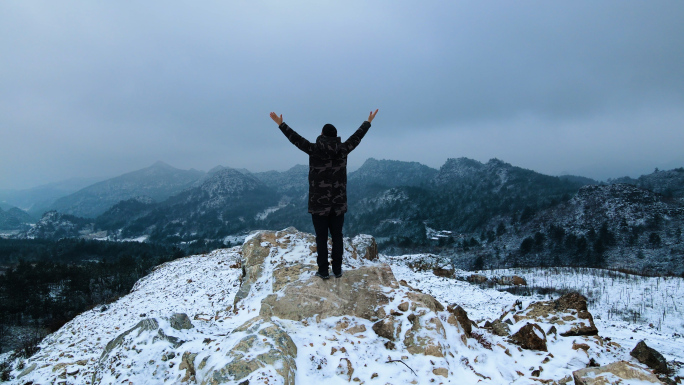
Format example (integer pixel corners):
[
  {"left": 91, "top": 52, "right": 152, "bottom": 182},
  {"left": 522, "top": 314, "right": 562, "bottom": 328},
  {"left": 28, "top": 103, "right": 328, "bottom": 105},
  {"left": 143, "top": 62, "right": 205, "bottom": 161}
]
[
  {"left": 367, "top": 109, "right": 379, "bottom": 123},
  {"left": 270, "top": 112, "right": 283, "bottom": 125}
]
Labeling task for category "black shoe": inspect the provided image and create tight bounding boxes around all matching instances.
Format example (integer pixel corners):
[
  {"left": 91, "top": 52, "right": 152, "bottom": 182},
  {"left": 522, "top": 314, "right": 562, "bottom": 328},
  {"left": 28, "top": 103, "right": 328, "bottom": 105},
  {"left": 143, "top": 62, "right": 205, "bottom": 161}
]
[
  {"left": 315, "top": 272, "right": 330, "bottom": 280},
  {"left": 334, "top": 271, "right": 343, "bottom": 278}
]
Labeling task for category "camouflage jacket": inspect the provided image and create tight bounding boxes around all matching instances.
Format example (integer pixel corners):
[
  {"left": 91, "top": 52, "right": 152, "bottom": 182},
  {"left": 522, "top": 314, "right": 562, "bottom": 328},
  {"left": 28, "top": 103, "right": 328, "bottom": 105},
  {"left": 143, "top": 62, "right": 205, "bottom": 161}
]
[{"left": 278, "top": 121, "right": 371, "bottom": 216}]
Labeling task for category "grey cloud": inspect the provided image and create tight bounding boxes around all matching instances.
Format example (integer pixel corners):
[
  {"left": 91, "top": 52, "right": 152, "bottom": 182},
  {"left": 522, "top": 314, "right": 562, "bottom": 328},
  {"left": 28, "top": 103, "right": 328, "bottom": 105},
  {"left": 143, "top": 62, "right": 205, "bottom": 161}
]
[{"left": 1, "top": 1, "right": 683, "bottom": 189}]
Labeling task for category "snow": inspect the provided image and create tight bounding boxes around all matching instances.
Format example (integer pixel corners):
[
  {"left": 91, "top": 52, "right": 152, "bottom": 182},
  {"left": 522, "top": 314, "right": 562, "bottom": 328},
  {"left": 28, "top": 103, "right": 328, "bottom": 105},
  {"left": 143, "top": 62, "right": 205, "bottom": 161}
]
[
  {"left": 223, "top": 234, "right": 247, "bottom": 245},
  {"left": 3, "top": 237, "right": 683, "bottom": 384},
  {"left": 468, "top": 267, "right": 684, "bottom": 361},
  {"left": 255, "top": 199, "right": 290, "bottom": 220},
  {"left": 4, "top": 248, "right": 244, "bottom": 384},
  {"left": 121, "top": 235, "right": 149, "bottom": 243}
]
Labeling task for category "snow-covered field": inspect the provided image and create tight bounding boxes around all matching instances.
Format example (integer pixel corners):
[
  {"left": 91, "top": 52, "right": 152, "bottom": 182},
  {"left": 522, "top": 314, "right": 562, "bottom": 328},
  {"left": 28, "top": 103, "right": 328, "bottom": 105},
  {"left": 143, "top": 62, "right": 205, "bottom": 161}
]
[
  {"left": 2, "top": 242, "right": 683, "bottom": 384},
  {"left": 387, "top": 255, "right": 684, "bottom": 363}
]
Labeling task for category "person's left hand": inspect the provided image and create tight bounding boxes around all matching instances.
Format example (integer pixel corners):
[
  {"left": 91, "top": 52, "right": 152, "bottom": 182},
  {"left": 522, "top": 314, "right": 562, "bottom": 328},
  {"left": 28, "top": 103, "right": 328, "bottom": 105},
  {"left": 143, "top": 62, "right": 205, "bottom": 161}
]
[
  {"left": 367, "top": 109, "right": 379, "bottom": 123},
  {"left": 270, "top": 112, "right": 283, "bottom": 125}
]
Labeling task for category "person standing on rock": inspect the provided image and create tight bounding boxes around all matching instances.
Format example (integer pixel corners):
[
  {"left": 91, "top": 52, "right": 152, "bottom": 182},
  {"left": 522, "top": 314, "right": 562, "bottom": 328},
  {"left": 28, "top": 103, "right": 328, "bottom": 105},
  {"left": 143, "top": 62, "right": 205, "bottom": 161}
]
[{"left": 270, "top": 109, "right": 379, "bottom": 279}]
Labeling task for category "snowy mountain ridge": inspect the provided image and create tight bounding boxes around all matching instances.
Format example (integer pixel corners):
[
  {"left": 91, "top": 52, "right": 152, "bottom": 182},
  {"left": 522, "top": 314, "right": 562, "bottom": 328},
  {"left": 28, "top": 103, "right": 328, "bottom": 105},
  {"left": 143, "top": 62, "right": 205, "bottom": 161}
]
[
  {"left": 2, "top": 229, "right": 682, "bottom": 384},
  {"left": 49, "top": 162, "right": 206, "bottom": 218},
  {"left": 611, "top": 167, "right": 684, "bottom": 199}
]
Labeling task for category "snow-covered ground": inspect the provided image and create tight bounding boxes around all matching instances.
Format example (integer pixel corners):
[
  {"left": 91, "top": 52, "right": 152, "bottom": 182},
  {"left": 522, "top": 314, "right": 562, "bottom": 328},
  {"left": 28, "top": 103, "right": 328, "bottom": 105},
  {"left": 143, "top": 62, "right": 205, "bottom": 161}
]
[
  {"left": 477, "top": 267, "right": 684, "bottom": 362},
  {"left": 2, "top": 242, "right": 683, "bottom": 384},
  {"left": 223, "top": 234, "right": 248, "bottom": 246},
  {"left": 1, "top": 247, "right": 245, "bottom": 383},
  {"left": 386, "top": 256, "right": 684, "bottom": 364}
]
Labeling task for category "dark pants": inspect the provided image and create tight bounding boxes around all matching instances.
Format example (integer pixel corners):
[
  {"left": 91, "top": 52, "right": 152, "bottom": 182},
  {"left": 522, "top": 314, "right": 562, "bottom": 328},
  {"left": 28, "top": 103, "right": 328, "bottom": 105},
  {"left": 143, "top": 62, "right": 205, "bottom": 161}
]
[{"left": 311, "top": 211, "right": 345, "bottom": 275}]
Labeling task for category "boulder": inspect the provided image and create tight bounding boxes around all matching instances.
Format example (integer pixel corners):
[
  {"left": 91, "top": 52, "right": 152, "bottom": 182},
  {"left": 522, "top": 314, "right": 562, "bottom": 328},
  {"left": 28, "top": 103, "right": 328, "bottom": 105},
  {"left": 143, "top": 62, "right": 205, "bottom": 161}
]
[
  {"left": 169, "top": 313, "right": 194, "bottom": 330},
  {"left": 630, "top": 340, "right": 669, "bottom": 374},
  {"left": 467, "top": 274, "right": 488, "bottom": 284},
  {"left": 490, "top": 319, "right": 511, "bottom": 336},
  {"left": 433, "top": 367, "right": 449, "bottom": 377},
  {"left": 372, "top": 316, "right": 401, "bottom": 341},
  {"left": 16, "top": 363, "right": 37, "bottom": 379},
  {"left": 573, "top": 361, "right": 664, "bottom": 385},
  {"left": 572, "top": 342, "right": 590, "bottom": 352},
  {"left": 497, "top": 275, "right": 527, "bottom": 286},
  {"left": 406, "top": 291, "right": 445, "bottom": 313},
  {"left": 261, "top": 265, "right": 398, "bottom": 321},
  {"left": 510, "top": 323, "right": 547, "bottom": 351},
  {"left": 446, "top": 304, "right": 472, "bottom": 337},
  {"left": 347, "top": 234, "right": 378, "bottom": 261},
  {"left": 433, "top": 268, "right": 453, "bottom": 278},
  {"left": 179, "top": 351, "right": 198, "bottom": 382},
  {"left": 511, "top": 276, "right": 527, "bottom": 286},
  {"left": 404, "top": 313, "right": 446, "bottom": 357}
]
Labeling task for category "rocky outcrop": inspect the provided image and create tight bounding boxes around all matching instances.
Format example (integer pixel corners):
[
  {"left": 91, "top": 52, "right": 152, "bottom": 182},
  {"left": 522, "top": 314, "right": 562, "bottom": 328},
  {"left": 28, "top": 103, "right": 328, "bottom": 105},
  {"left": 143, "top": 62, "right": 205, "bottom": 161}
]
[
  {"left": 261, "top": 265, "right": 397, "bottom": 321},
  {"left": 228, "top": 228, "right": 461, "bottom": 380},
  {"left": 234, "top": 228, "right": 298, "bottom": 308},
  {"left": 573, "top": 361, "right": 664, "bottom": 384},
  {"left": 497, "top": 275, "right": 527, "bottom": 286},
  {"left": 202, "top": 317, "right": 297, "bottom": 385},
  {"left": 511, "top": 292, "right": 598, "bottom": 336},
  {"left": 91, "top": 314, "right": 195, "bottom": 384}
]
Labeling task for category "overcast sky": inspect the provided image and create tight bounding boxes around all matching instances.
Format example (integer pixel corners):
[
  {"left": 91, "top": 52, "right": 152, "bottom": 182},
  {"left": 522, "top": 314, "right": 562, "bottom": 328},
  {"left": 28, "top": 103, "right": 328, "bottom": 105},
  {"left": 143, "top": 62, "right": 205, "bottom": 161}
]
[{"left": 2, "top": 1, "right": 683, "bottom": 189}]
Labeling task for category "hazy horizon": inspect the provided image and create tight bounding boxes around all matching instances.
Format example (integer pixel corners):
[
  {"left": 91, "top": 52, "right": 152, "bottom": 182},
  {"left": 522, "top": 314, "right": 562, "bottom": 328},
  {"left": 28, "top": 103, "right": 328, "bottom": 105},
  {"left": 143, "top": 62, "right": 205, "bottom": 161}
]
[
  {"left": 4, "top": 155, "right": 683, "bottom": 193},
  {"left": 2, "top": 1, "right": 683, "bottom": 190}
]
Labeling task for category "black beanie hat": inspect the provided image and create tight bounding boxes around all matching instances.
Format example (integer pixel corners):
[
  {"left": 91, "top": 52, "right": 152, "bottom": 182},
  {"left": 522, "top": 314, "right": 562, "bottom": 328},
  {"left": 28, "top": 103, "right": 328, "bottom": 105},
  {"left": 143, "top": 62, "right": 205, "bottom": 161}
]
[{"left": 322, "top": 124, "right": 337, "bottom": 137}]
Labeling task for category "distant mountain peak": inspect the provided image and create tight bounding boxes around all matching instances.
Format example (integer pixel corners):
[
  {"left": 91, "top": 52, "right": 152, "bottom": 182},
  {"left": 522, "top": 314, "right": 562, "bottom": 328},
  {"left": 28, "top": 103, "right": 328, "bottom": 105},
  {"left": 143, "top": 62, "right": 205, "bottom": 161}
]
[
  {"left": 443, "top": 157, "right": 485, "bottom": 169},
  {"left": 199, "top": 168, "right": 265, "bottom": 196},
  {"left": 486, "top": 158, "right": 510, "bottom": 168},
  {"left": 150, "top": 161, "right": 176, "bottom": 170},
  {"left": 287, "top": 164, "right": 308, "bottom": 172},
  {"left": 208, "top": 165, "right": 227, "bottom": 175},
  {"left": 357, "top": 157, "right": 428, "bottom": 169},
  {"left": 435, "top": 157, "right": 485, "bottom": 183},
  {"left": 349, "top": 158, "right": 438, "bottom": 188},
  {"left": 206, "top": 167, "right": 244, "bottom": 179},
  {"left": 49, "top": 163, "right": 206, "bottom": 218}
]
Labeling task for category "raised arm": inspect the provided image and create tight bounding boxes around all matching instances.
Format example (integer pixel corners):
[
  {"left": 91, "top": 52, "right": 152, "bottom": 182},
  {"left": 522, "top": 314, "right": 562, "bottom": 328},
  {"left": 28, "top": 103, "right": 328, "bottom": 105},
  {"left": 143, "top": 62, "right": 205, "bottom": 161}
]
[
  {"left": 342, "top": 109, "right": 378, "bottom": 154},
  {"left": 270, "top": 111, "right": 314, "bottom": 155}
]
